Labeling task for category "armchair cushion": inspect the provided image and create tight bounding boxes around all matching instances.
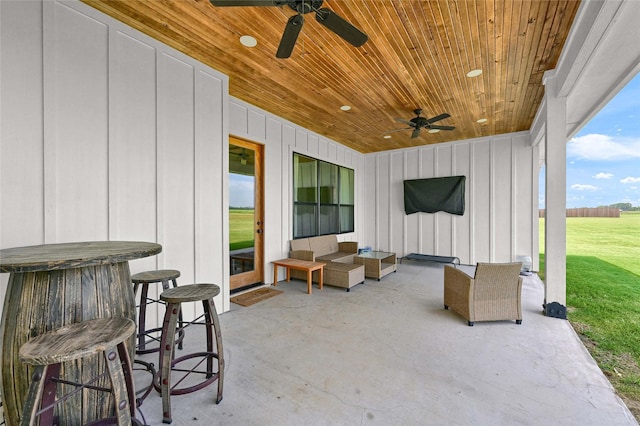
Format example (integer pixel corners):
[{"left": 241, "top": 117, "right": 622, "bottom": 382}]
[{"left": 444, "top": 262, "right": 523, "bottom": 326}]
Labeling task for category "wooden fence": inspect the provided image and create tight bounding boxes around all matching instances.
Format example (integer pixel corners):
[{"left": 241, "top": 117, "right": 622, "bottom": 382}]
[{"left": 539, "top": 208, "right": 620, "bottom": 218}]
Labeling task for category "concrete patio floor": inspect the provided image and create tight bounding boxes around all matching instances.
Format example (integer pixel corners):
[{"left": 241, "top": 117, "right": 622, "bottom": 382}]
[{"left": 135, "top": 262, "right": 637, "bottom": 425}]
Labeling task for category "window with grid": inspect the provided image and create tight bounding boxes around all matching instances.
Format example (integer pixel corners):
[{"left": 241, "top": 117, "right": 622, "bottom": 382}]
[{"left": 293, "top": 153, "right": 354, "bottom": 238}]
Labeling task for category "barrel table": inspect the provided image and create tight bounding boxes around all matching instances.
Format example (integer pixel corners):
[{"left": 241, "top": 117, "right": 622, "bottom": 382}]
[{"left": 0, "top": 241, "right": 161, "bottom": 426}]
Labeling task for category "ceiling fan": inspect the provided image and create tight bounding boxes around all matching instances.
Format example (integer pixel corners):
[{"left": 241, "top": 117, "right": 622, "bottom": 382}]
[
  {"left": 387, "top": 109, "right": 455, "bottom": 139},
  {"left": 209, "top": 0, "right": 368, "bottom": 58}
]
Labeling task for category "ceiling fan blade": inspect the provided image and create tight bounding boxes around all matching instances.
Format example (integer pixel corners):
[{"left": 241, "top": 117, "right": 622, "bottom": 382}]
[
  {"left": 209, "top": 1, "right": 286, "bottom": 6},
  {"left": 425, "top": 113, "right": 451, "bottom": 124},
  {"left": 276, "top": 14, "right": 304, "bottom": 59},
  {"left": 384, "top": 127, "right": 413, "bottom": 134},
  {"left": 394, "top": 118, "right": 414, "bottom": 126},
  {"left": 315, "top": 8, "right": 368, "bottom": 47},
  {"left": 428, "top": 125, "right": 456, "bottom": 131},
  {"left": 411, "top": 128, "right": 421, "bottom": 139}
]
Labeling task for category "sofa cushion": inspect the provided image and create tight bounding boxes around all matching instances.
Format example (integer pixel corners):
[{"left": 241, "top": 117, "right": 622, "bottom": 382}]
[
  {"left": 317, "top": 252, "right": 356, "bottom": 263},
  {"left": 290, "top": 238, "right": 311, "bottom": 252},
  {"left": 308, "top": 235, "right": 338, "bottom": 257}
]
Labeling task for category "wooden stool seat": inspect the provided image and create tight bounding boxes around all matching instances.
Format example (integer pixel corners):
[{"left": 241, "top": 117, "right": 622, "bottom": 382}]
[
  {"left": 159, "top": 283, "right": 221, "bottom": 304},
  {"left": 132, "top": 269, "right": 181, "bottom": 285},
  {"left": 19, "top": 317, "right": 138, "bottom": 426},
  {"left": 155, "top": 283, "right": 224, "bottom": 424},
  {"left": 131, "top": 269, "right": 184, "bottom": 355},
  {"left": 20, "top": 318, "right": 135, "bottom": 365}
]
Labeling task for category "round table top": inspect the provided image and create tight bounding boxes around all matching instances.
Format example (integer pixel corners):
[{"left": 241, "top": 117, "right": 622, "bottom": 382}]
[{"left": 0, "top": 241, "right": 162, "bottom": 273}]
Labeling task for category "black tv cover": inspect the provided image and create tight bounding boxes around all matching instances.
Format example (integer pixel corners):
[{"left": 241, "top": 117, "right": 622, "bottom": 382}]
[{"left": 404, "top": 176, "right": 466, "bottom": 215}]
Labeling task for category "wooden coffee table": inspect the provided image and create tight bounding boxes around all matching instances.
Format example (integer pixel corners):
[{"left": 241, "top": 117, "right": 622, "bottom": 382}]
[{"left": 272, "top": 258, "right": 325, "bottom": 294}]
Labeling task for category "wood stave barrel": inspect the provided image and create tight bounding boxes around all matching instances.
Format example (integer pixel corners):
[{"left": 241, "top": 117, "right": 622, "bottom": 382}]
[{"left": 0, "top": 262, "right": 137, "bottom": 425}]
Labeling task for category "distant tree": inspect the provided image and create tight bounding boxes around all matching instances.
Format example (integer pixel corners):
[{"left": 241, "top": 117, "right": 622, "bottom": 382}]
[
  {"left": 608, "top": 203, "right": 633, "bottom": 211},
  {"left": 600, "top": 203, "right": 640, "bottom": 211}
]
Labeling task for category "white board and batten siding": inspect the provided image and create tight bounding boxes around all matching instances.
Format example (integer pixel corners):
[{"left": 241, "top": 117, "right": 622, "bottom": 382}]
[
  {"left": 363, "top": 133, "right": 539, "bottom": 268},
  {"left": 1, "top": 0, "right": 538, "bottom": 325},
  {"left": 1, "top": 0, "right": 229, "bottom": 318},
  {"left": 227, "top": 97, "right": 366, "bottom": 283}
]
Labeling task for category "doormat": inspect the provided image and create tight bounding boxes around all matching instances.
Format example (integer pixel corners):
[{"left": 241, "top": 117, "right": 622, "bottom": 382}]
[{"left": 230, "top": 287, "right": 283, "bottom": 307}]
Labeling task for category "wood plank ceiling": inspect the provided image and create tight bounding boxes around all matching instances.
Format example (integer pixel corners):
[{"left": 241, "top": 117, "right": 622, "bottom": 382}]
[{"left": 82, "top": 0, "right": 581, "bottom": 154}]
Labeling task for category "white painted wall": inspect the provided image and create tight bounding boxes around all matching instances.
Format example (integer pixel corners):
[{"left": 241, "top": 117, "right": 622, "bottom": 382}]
[
  {"left": 0, "top": 0, "right": 365, "bottom": 322},
  {"left": 362, "top": 133, "right": 539, "bottom": 267},
  {"left": 227, "top": 97, "right": 365, "bottom": 279},
  {"left": 1, "top": 1, "right": 229, "bottom": 323}
]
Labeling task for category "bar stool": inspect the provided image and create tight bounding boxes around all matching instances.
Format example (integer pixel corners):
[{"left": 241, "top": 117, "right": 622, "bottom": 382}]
[
  {"left": 18, "top": 317, "right": 138, "bottom": 426},
  {"left": 154, "top": 284, "right": 224, "bottom": 424},
  {"left": 131, "top": 269, "right": 185, "bottom": 354}
]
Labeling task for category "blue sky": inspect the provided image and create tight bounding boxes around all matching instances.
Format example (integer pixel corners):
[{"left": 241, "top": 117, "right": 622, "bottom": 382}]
[
  {"left": 229, "top": 173, "right": 255, "bottom": 208},
  {"left": 541, "top": 73, "right": 640, "bottom": 208}
]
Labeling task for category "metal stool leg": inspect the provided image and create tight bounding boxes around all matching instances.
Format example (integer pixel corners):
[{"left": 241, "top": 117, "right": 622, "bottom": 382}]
[
  {"left": 104, "top": 343, "right": 133, "bottom": 425},
  {"left": 166, "top": 278, "right": 184, "bottom": 350},
  {"left": 204, "top": 298, "right": 224, "bottom": 403},
  {"left": 137, "top": 282, "right": 150, "bottom": 351},
  {"left": 20, "top": 364, "right": 53, "bottom": 426},
  {"left": 115, "top": 341, "right": 138, "bottom": 420},
  {"left": 159, "top": 302, "right": 180, "bottom": 424}
]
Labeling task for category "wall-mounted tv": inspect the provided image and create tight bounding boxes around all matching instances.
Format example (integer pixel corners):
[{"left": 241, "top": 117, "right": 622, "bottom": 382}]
[{"left": 403, "top": 176, "right": 466, "bottom": 216}]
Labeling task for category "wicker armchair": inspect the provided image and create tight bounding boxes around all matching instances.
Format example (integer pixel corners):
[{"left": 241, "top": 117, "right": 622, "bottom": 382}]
[{"left": 444, "top": 262, "right": 523, "bottom": 326}]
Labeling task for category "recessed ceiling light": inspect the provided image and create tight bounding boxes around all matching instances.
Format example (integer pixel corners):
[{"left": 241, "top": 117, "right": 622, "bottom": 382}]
[
  {"left": 383, "top": 135, "right": 392, "bottom": 139},
  {"left": 340, "top": 105, "right": 351, "bottom": 111},
  {"left": 240, "top": 35, "right": 257, "bottom": 48},
  {"left": 466, "top": 69, "right": 483, "bottom": 77},
  {"left": 428, "top": 129, "right": 440, "bottom": 133},
  {"left": 477, "top": 118, "right": 488, "bottom": 123}
]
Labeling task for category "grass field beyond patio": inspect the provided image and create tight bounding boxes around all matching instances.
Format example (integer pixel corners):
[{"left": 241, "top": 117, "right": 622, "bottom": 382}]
[
  {"left": 540, "top": 212, "right": 640, "bottom": 418},
  {"left": 230, "top": 208, "right": 254, "bottom": 251}
]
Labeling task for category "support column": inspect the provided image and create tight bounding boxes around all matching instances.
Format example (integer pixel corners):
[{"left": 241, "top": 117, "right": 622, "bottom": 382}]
[{"left": 543, "top": 71, "right": 567, "bottom": 319}]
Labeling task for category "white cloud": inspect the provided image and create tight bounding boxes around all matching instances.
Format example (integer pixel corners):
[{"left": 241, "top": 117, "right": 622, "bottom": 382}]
[
  {"left": 620, "top": 176, "right": 640, "bottom": 184},
  {"left": 571, "top": 184, "right": 598, "bottom": 191},
  {"left": 594, "top": 172, "right": 613, "bottom": 179},
  {"left": 567, "top": 134, "right": 640, "bottom": 160}
]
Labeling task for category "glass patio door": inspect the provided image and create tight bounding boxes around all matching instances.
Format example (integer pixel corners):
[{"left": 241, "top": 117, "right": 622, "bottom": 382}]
[{"left": 229, "top": 137, "right": 264, "bottom": 291}]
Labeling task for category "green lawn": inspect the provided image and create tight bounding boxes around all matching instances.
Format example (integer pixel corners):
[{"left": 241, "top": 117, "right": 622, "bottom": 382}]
[
  {"left": 540, "top": 212, "right": 640, "bottom": 416},
  {"left": 229, "top": 208, "right": 255, "bottom": 251}
]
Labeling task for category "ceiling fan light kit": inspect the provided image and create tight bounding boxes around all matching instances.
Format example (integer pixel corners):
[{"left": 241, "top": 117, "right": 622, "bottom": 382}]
[{"left": 210, "top": 0, "right": 368, "bottom": 59}]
